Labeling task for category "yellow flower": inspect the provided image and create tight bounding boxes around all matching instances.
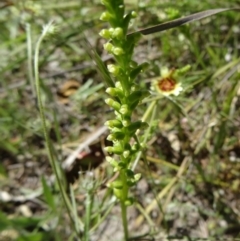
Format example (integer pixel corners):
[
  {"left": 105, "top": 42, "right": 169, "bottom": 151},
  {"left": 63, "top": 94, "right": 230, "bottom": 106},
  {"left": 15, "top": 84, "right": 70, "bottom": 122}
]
[{"left": 152, "top": 67, "right": 183, "bottom": 96}]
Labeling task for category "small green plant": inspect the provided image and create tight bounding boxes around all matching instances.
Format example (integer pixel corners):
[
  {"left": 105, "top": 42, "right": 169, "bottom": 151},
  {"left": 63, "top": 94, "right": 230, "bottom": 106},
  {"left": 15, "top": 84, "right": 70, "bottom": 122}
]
[
  {"left": 99, "top": 2, "right": 149, "bottom": 239},
  {"left": 99, "top": 1, "right": 193, "bottom": 239}
]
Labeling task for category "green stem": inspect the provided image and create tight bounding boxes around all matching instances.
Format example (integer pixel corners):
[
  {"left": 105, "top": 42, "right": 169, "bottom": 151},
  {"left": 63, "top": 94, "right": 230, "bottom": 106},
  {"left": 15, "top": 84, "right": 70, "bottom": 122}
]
[
  {"left": 120, "top": 170, "right": 129, "bottom": 240},
  {"left": 34, "top": 23, "right": 83, "bottom": 238},
  {"left": 84, "top": 191, "right": 93, "bottom": 241},
  {"left": 26, "top": 23, "right": 35, "bottom": 98},
  {"left": 120, "top": 200, "right": 128, "bottom": 240},
  {"left": 132, "top": 100, "right": 157, "bottom": 170},
  {"left": 142, "top": 100, "right": 157, "bottom": 123}
]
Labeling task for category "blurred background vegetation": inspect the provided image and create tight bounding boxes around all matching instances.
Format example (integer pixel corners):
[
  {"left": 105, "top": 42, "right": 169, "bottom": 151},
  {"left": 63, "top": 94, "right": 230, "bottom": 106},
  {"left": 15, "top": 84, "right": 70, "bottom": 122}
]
[{"left": 0, "top": 0, "right": 240, "bottom": 240}]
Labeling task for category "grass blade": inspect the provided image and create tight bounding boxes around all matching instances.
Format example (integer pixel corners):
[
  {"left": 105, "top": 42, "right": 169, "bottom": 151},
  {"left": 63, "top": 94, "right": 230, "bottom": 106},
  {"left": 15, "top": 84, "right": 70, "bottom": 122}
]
[
  {"left": 128, "top": 8, "right": 240, "bottom": 35},
  {"left": 81, "top": 37, "right": 114, "bottom": 88}
]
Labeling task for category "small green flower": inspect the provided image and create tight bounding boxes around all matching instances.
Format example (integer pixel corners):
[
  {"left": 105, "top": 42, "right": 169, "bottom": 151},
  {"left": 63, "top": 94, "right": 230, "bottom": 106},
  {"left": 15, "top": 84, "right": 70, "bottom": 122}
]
[
  {"left": 105, "top": 98, "right": 121, "bottom": 111},
  {"left": 112, "top": 27, "right": 124, "bottom": 39},
  {"left": 122, "top": 119, "right": 130, "bottom": 127},
  {"left": 115, "top": 81, "right": 123, "bottom": 90},
  {"left": 131, "top": 11, "right": 137, "bottom": 18},
  {"left": 106, "top": 87, "right": 124, "bottom": 98},
  {"left": 104, "top": 42, "right": 114, "bottom": 53},
  {"left": 123, "top": 150, "right": 130, "bottom": 158},
  {"left": 106, "top": 156, "right": 118, "bottom": 169},
  {"left": 113, "top": 47, "right": 124, "bottom": 56},
  {"left": 100, "top": 11, "right": 113, "bottom": 21},
  {"left": 104, "top": 145, "right": 123, "bottom": 155},
  {"left": 119, "top": 104, "right": 130, "bottom": 115},
  {"left": 105, "top": 120, "right": 123, "bottom": 128},
  {"left": 99, "top": 29, "right": 111, "bottom": 39},
  {"left": 107, "top": 64, "right": 120, "bottom": 76}
]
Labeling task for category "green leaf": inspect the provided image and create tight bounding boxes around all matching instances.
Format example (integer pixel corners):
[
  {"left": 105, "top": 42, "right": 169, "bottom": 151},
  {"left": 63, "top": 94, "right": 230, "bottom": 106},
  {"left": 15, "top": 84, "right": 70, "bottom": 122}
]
[
  {"left": 41, "top": 176, "right": 56, "bottom": 212},
  {"left": 0, "top": 162, "right": 7, "bottom": 178},
  {"left": 0, "top": 211, "right": 11, "bottom": 231},
  {"left": 11, "top": 217, "right": 42, "bottom": 229},
  {"left": 81, "top": 37, "right": 114, "bottom": 88},
  {"left": 16, "top": 232, "right": 52, "bottom": 241},
  {"left": 0, "top": 212, "right": 43, "bottom": 232},
  {"left": 128, "top": 8, "right": 240, "bottom": 35},
  {"left": 130, "top": 62, "right": 149, "bottom": 80}
]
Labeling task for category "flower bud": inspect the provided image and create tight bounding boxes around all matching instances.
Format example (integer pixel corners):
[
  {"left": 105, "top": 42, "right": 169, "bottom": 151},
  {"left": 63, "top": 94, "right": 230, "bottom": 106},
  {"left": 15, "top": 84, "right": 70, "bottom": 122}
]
[
  {"left": 111, "top": 180, "right": 123, "bottom": 189},
  {"left": 114, "top": 111, "right": 121, "bottom": 118},
  {"left": 113, "top": 188, "right": 123, "bottom": 199},
  {"left": 160, "top": 66, "right": 170, "bottom": 78},
  {"left": 115, "top": 81, "right": 123, "bottom": 90},
  {"left": 99, "top": 29, "right": 111, "bottom": 39},
  {"left": 104, "top": 42, "right": 114, "bottom": 53},
  {"left": 107, "top": 134, "right": 114, "bottom": 141},
  {"left": 100, "top": 11, "right": 112, "bottom": 21},
  {"left": 105, "top": 119, "right": 123, "bottom": 128},
  {"left": 104, "top": 145, "right": 123, "bottom": 155},
  {"left": 123, "top": 150, "right": 130, "bottom": 158},
  {"left": 134, "top": 173, "right": 141, "bottom": 181},
  {"left": 122, "top": 119, "right": 130, "bottom": 127},
  {"left": 173, "top": 65, "right": 191, "bottom": 77},
  {"left": 106, "top": 87, "right": 124, "bottom": 98},
  {"left": 106, "top": 156, "right": 118, "bottom": 168},
  {"left": 131, "top": 11, "right": 137, "bottom": 18},
  {"left": 108, "top": 27, "right": 115, "bottom": 36},
  {"left": 107, "top": 131, "right": 125, "bottom": 141},
  {"left": 112, "top": 27, "right": 124, "bottom": 39},
  {"left": 113, "top": 47, "right": 124, "bottom": 56},
  {"left": 131, "top": 86, "right": 136, "bottom": 92},
  {"left": 119, "top": 104, "right": 130, "bottom": 115},
  {"left": 105, "top": 98, "right": 121, "bottom": 111},
  {"left": 124, "top": 197, "right": 134, "bottom": 206},
  {"left": 107, "top": 64, "right": 120, "bottom": 76}
]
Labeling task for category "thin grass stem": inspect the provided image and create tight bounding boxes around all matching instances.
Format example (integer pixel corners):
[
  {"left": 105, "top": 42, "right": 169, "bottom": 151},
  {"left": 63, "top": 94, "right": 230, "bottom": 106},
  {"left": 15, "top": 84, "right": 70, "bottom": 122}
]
[{"left": 33, "top": 22, "right": 83, "bottom": 239}]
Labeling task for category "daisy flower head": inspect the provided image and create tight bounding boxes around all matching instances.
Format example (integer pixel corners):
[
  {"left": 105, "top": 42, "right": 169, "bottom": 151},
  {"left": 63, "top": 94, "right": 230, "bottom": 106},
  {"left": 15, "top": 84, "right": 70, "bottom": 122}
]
[{"left": 152, "top": 67, "right": 183, "bottom": 96}]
